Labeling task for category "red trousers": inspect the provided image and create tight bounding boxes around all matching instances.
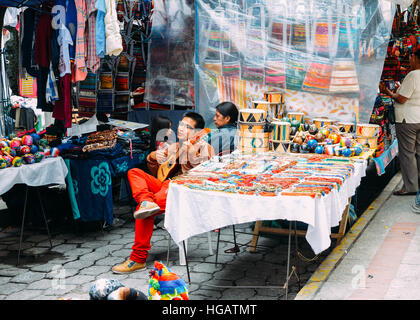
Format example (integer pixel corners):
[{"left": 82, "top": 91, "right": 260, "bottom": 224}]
[{"left": 127, "top": 168, "right": 170, "bottom": 263}]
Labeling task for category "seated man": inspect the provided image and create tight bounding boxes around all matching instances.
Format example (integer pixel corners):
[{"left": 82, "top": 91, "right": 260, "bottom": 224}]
[{"left": 112, "top": 112, "right": 215, "bottom": 274}]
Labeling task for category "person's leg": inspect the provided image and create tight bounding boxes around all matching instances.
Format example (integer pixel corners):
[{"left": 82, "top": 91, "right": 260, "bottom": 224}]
[
  {"left": 153, "top": 180, "right": 170, "bottom": 212},
  {"left": 129, "top": 181, "right": 170, "bottom": 261},
  {"left": 129, "top": 215, "right": 155, "bottom": 263},
  {"left": 396, "top": 122, "right": 419, "bottom": 193},
  {"left": 129, "top": 180, "right": 170, "bottom": 263},
  {"left": 127, "top": 168, "right": 162, "bottom": 204},
  {"left": 112, "top": 169, "right": 163, "bottom": 273}
]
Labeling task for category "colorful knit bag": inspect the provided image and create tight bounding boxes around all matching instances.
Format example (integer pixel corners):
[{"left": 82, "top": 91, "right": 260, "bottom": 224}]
[
  {"left": 302, "top": 57, "right": 333, "bottom": 94},
  {"left": 148, "top": 261, "right": 189, "bottom": 300}
]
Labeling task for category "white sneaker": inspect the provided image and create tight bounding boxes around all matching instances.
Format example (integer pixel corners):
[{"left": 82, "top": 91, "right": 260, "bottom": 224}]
[
  {"left": 411, "top": 201, "right": 420, "bottom": 214},
  {"left": 133, "top": 201, "right": 160, "bottom": 220}
]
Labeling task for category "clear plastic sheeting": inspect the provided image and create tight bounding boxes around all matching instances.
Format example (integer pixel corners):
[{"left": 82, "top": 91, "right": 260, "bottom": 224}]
[
  {"left": 145, "top": 0, "right": 195, "bottom": 109},
  {"left": 195, "top": 0, "right": 396, "bottom": 125}
]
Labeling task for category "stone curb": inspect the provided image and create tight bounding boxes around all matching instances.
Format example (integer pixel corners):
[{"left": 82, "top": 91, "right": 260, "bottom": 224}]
[{"left": 295, "top": 172, "right": 402, "bottom": 300}]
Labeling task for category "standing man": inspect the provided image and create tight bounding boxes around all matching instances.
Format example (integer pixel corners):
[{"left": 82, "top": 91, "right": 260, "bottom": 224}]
[{"left": 386, "top": 49, "right": 420, "bottom": 195}]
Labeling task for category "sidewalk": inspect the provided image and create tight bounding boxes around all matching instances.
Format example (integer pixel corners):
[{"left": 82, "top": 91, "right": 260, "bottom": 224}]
[
  {"left": 0, "top": 169, "right": 404, "bottom": 301},
  {"left": 296, "top": 172, "right": 420, "bottom": 300},
  {"left": 0, "top": 204, "right": 330, "bottom": 300}
]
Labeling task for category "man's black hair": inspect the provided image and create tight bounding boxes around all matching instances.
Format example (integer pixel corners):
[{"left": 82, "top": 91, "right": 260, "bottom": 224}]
[{"left": 182, "top": 111, "right": 205, "bottom": 129}]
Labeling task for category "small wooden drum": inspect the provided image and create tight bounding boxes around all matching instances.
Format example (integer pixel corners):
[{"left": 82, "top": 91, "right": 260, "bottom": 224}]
[
  {"left": 264, "top": 91, "right": 285, "bottom": 104},
  {"left": 238, "top": 121, "right": 265, "bottom": 134},
  {"left": 252, "top": 101, "right": 271, "bottom": 119},
  {"left": 313, "top": 118, "right": 335, "bottom": 128},
  {"left": 271, "top": 121, "right": 291, "bottom": 142},
  {"left": 268, "top": 102, "right": 284, "bottom": 119},
  {"left": 237, "top": 131, "right": 269, "bottom": 153},
  {"left": 356, "top": 123, "right": 380, "bottom": 138},
  {"left": 239, "top": 108, "right": 265, "bottom": 123},
  {"left": 356, "top": 135, "right": 378, "bottom": 149},
  {"left": 287, "top": 112, "right": 305, "bottom": 123},
  {"left": 337, "top": 122, "right": 355, "bottom": 133}
]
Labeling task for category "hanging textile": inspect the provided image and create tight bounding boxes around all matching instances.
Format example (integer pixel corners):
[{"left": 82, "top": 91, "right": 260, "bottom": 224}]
[
  {"left": 78, "top": 72, "right": 97, "bottom": 117},
  {"left": 86, "top": 0, "right": 101, "bottom": 73},
  {"left": 105, "top": 0, "right": 123, "bottom": 56},
  {"left": 19, "top": 71, "right": 37, "bottom": 98},
  {"left": 73, "top": 0, "right": 88, "bottom": 82}
]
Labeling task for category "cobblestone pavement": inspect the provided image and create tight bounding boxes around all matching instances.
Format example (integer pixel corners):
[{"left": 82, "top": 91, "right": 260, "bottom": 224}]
[{"left": 0, "top": 205, "right": 333, "bottom": 300}]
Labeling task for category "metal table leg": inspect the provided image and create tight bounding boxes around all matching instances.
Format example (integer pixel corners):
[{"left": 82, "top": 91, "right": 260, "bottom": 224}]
[
  {"left": 17, "top": 186, "right": 53, "bottom": 266},
  {"left": 36, "top": 188, "right": 52, "bottom": 248},
  {"left": 215, "top": 228, "right": 221, "bottom": 267},
  {"left": 294, "top": 221, "right": 301, "bottom": 290},
  {"left": 285, "top": 221, "right": 292, "bottom": 300},
  {"left": 17, "top": 186, "right": 29, "bottom": 266},
  {"left": 182, "top": 240, "right": 191, "bottom": 284}
]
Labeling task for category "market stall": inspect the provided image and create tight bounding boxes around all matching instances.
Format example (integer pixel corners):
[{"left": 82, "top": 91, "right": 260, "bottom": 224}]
[
  {"left": 60, "top": 123, "right": 151, "bottom": 226},
  {"left": 148, "top": 1, "right": 411, "bottom": 294},
  {"left": 0, "top": 133, "right": 68, "bottom": 264},
  {"left": 165, "top": 151, "right": 367, "bottom": 256}
]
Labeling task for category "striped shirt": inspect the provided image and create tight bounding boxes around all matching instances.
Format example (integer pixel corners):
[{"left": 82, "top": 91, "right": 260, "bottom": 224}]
[
  {"left": 86, "top": 0, "right": 100, "bottom": 73},
  {"left": 73, "top": 0, "right": 88, "bottom": 82}
]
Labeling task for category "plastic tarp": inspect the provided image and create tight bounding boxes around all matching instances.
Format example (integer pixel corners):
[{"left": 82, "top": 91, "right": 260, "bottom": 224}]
[
  {"left": 145, "top": 0, "right": 195, "bottom": 109},
  {"left": 194, "top": 0, "right": 396, "bottom": 125}
]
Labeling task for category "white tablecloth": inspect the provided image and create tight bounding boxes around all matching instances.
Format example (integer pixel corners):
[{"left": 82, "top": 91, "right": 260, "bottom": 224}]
[
  {"left": 165, "top": 160, "right": 367, "bottom": 255},
  {"left": 0, "top": 157, "right": 68, "bottom": 195}
]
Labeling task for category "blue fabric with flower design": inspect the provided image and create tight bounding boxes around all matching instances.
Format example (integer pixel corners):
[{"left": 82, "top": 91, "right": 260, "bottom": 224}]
[
  {"left": 69, "top": 159, "right": 114, "bottom": 225},
  {"left": 66, "top": 149, "right": 148, "bottom": 225}
]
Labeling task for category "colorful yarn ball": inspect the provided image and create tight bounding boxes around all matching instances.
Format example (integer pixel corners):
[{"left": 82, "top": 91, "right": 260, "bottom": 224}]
[
  {"left": 353, "top": 142, "right": 363, "bottom": 149},
  {"left": 0, "top": 140, "right": 9, "bottom": 148},
  {"left": 12, "top": 156, "right": 22, "bottom": 167},
  {"left": 353, "top": 146, "right": 363, "bottom": 156},
  {"left": 0, "top": 157, "right": 7, "bottom": 169},
  {"left": 324, "top": 145, "right": 335, "bottom": 155},
  {"left": 30, "top": 145, "right": 38, "bottom": 154},
  {"left": 342, "top": 148, "right": 352, "bottom": 157},
  {"left": 20, "top": 145, "right": 31, "bottom": 155},
  {"left": 7, "top": 148, "right": 16, "bottom": 157},
  {"left": 307, "top": 139, "right": 318, "bottom": 150},
  {"left": 3, "top": 155, "right": 12, "bottom": 166},
  {"left": 340, "top": 137, "right": 352, "bottom": 148},
  {"left": 2, "top": 146, "right": 12, "bottom": 156},
  {"left": 34, "top": 152, "right": 45, "bottom": 163},
  {"left": 23, "top": 154, "right": 36, "bottom": 164},
  {"left": 10, "top": 139, "right": 21, "bottom": 150},
  {"left": 44, "top": 149, "right": 51, "bottom": 157},
  {"left": 314, "top": 145, "right": 324, "bottom": 154},
  {"left": 30, "top": 133, "right": 40, "bottom": 143},
  {"left": 328, "top": 133, "right": 341, "bottom": 144},
  {"left": 22, "top": 135, "right": 33, "bottom": 146}
]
